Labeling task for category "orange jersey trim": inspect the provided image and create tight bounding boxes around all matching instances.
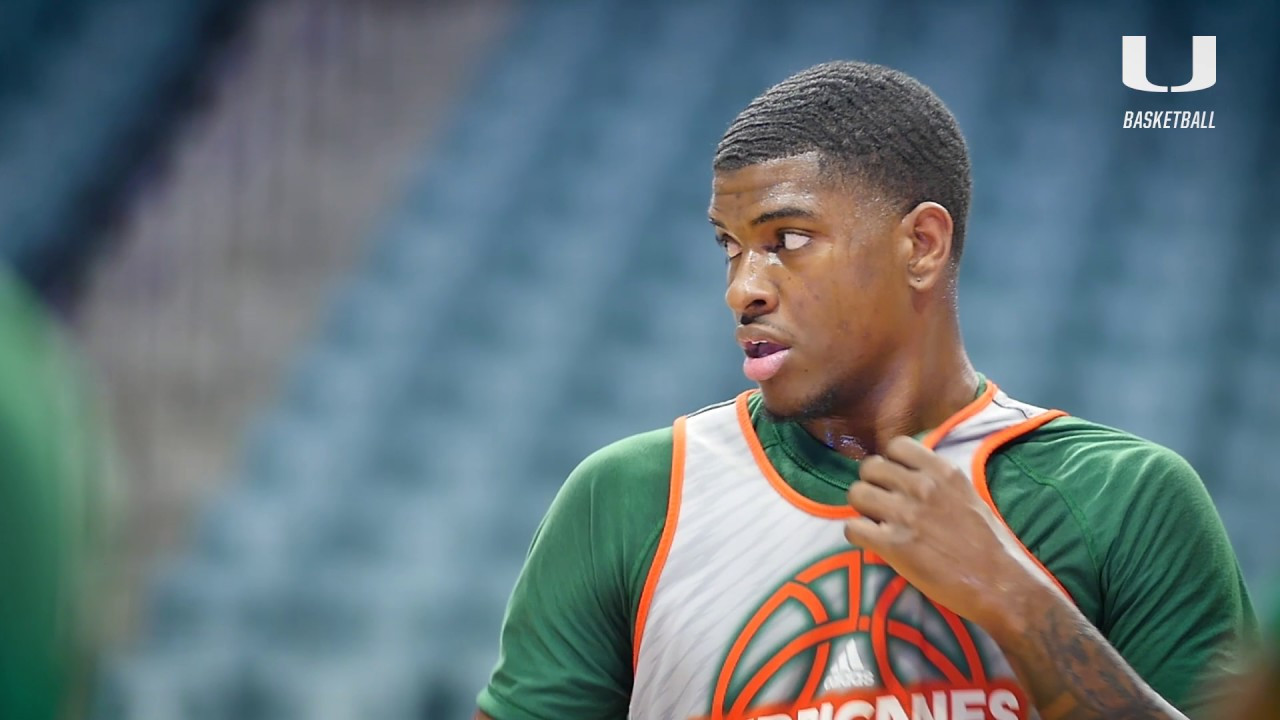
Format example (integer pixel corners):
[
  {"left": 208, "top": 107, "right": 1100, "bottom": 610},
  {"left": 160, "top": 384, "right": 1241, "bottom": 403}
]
[
  {"left": 971, "top": 409, "right": 1075, "bottom": 602},
  {"left": 735, "top": 383, "right": 999, "bottom": 518},
  {"left": 734, "top": 390, "right": 858, "bottom": 519},
  {"left": 632, "top": 414, "right": 687, "bottom": 671},
  {"left": 921, "top": 380, "right": 998, "bottom": 448}
]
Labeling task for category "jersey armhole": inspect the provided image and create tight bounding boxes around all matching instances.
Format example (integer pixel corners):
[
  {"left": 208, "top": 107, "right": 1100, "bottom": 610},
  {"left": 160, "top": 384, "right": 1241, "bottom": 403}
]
[
  {"left": 971, "top": 410, "right": 1077, "bottom": 605},
  {"left": 631, "top": 415, "right": 687, "bottom": 671}
]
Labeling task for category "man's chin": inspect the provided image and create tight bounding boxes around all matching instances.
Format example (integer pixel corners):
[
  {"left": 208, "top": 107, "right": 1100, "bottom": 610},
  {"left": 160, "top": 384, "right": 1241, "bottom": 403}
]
[{"left": 757, "top": 383, "right": 839, "bottom": 423}]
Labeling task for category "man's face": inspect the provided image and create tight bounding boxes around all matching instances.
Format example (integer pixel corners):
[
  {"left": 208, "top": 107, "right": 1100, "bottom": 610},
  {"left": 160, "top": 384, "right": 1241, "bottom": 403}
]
[{"left": 709, "top": 152, "right": 914, "bottom": 421}]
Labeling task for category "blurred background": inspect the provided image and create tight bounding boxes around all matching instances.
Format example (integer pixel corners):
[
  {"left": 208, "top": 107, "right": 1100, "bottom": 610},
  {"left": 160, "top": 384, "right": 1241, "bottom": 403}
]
[{"left": 0, "top": 0, "right": 1274, "bottom": 718}]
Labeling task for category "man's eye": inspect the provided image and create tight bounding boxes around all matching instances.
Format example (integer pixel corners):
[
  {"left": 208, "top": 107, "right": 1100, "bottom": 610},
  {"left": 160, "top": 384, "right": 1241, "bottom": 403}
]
[
  {"left": 781, "top": 232, "right": 811, "bottom": 251},
  {"left": 718, "top": 236, "right": 742, "bottom": 259}
]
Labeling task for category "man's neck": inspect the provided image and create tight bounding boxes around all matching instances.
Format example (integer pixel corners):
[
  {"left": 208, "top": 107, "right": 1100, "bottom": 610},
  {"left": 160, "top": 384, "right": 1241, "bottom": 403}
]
[{"left": 799, "top": 333, "right": 978, "bottom": 461}]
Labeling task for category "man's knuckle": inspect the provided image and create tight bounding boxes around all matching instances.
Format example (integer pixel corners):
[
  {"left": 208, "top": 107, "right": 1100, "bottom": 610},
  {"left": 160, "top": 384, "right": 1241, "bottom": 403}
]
[
  {"left": 915, "top": 474, "right": 938, "bottom": 498},
  {"left": 898, "top": 504, "right": 919, "bottom": 525}
]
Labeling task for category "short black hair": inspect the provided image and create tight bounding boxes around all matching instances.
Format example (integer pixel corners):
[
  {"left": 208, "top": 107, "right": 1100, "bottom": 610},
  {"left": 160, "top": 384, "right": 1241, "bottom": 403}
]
[{"left": 714, "top": 60, "right": 972, "bottom": 263}]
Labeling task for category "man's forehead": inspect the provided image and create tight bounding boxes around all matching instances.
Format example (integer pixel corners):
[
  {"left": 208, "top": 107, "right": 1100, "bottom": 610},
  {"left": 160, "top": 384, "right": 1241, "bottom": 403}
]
[{"left": 709, "top": 154, "right": 827, "bottom": 218}]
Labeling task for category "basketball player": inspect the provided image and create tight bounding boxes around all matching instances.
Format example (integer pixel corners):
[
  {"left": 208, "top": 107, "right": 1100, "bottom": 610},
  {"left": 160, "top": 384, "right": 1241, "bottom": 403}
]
[{"left": 474, "top": 61, "right": 1257, "bottom": 720}]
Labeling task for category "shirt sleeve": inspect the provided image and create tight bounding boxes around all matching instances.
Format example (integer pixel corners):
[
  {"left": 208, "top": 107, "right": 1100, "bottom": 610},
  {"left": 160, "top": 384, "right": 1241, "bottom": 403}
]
[
  {"left": 477, "top": 428, "right": 672, "bottom": 720},
  {"left": 0, "top": 270, "right": 118, "bottom": 720},
  {"left": 1097, "top": 445, "right": 1259, "bottom": 717}
]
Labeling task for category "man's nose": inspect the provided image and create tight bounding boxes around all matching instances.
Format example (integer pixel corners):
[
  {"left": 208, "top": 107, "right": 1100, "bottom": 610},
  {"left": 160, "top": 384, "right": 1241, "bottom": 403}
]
[{"left": 725, "top": 250, "right": 778, "bottom": 320}]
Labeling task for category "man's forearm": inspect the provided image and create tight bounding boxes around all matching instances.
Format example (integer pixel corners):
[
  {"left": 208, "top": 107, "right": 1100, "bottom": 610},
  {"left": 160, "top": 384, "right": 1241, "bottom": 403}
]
[{"left": 988, "top": 582, "right": 1187, "bottom": 720}]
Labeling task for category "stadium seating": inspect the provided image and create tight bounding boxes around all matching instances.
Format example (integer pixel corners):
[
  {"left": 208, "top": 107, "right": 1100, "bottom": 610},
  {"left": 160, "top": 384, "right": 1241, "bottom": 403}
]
[
  {"left": 95, "top": 0, "right": 1279, "bottom": 717},
  {"left": 0, "top": 0, "right": 243, "bottom": 294}
]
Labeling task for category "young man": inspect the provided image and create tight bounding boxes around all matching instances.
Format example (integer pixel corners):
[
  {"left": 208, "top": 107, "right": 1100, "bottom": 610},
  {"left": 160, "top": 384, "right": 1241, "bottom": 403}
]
[{"left": 475, "top": 61, "right": 1256, "bottom": 720}]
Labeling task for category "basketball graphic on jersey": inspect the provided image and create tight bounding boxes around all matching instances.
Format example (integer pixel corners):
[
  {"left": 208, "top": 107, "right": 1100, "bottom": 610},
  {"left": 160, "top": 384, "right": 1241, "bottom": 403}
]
[{"left": 701, "top": 549, "right": 1026, "bottom": 720}]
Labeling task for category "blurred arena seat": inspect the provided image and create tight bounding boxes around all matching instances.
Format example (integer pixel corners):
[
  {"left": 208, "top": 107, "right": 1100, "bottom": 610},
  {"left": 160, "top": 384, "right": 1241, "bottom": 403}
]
[
  {"left": 0, "top": 0, "right": 246, "bottom": 296},
  {"left": 91, "top": 0, "right": 1278, "bottom": 718}
]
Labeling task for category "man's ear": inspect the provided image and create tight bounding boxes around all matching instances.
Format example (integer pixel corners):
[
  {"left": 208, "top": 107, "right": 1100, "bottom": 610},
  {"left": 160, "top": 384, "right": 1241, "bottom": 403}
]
[{"left": 900, "top": 201, "right": 954, "bottom": 291}]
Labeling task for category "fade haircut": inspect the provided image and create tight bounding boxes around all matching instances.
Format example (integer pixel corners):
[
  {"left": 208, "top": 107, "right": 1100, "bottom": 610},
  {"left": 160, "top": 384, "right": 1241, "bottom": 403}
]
[{"left": 714, "top": 60, "right": 972, "bottom": 263}]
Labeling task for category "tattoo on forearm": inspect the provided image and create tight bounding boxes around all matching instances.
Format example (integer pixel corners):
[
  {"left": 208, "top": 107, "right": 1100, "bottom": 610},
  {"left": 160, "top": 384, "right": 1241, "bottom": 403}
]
[{"left": 1006, "top": 601, "right": 1186, "bottom": 720}]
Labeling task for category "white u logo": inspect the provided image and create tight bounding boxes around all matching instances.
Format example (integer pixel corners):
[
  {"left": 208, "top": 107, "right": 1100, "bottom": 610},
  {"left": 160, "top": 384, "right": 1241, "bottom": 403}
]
[{"left": 1122, "top": 36, "right": 1216, "bottom": 92}]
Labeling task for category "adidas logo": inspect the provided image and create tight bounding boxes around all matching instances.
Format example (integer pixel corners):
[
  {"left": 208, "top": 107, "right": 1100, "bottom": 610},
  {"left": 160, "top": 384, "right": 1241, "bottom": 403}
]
[{"left": 822, "top": 637, "right": 877, "bottom": 691}]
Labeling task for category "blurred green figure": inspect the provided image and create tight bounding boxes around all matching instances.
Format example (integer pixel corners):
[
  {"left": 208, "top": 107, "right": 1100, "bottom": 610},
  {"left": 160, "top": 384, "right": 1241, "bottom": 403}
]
[
  {"left": 0, "top": 266, "right": 118, "bottom": 719},
  {"left": 1227, "top": 589, "right": 1280, "bottom": 719}
]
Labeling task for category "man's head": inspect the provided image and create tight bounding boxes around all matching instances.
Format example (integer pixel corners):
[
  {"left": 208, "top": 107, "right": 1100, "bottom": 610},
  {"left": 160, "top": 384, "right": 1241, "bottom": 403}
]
[{"left": 708, "top": 61, "right": 972, "bottom": 421}]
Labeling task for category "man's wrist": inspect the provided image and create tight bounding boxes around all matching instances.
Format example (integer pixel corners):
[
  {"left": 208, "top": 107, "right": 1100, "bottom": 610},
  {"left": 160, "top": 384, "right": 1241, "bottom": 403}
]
[{"left": 973, "top": 567, "right": 1062, "bottom": 647}]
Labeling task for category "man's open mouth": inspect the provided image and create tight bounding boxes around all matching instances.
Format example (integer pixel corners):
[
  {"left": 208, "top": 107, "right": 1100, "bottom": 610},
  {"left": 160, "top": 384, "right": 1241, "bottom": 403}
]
[
  {"left": 741, "top": 340, "right": 792, "bottom": 382},
  {"left": 744, "top": 341, "right": 789, "bottom": 359}
]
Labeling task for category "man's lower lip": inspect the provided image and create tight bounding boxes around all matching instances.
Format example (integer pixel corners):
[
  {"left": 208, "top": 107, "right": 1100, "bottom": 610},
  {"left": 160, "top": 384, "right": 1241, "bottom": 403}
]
[{"left": 743, "top": 348, "right": 791, "bottom": 382}]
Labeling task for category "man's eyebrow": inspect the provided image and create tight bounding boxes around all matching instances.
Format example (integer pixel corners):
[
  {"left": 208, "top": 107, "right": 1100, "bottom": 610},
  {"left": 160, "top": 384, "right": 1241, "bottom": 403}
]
[
  {"left": 749, "top": 207, "right": 818, "bottom": 226},
  {"left": 707, "top": 207, "right": 819, "bottom": 229}
]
